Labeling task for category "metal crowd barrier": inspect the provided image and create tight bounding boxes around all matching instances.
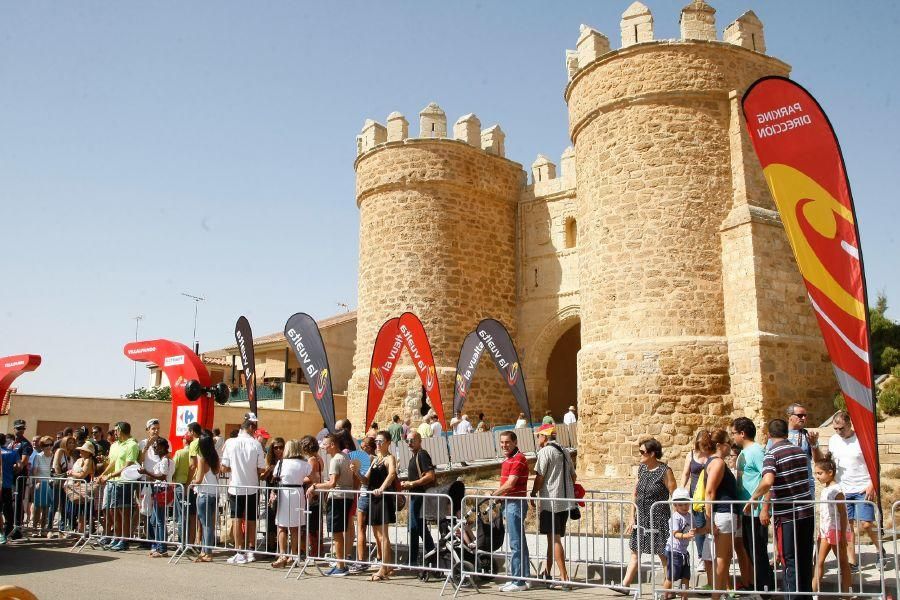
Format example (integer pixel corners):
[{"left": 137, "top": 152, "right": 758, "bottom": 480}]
[
  {"left": 455, "top": 492, "right": 641, "bottom": 598},
  {"left": 649, "top": 498, "right": 887, "bottom": 599},
  {"left": 12, "top": 475, "right": 94, "bottom": 549},
  {"left": 448, "top": 431, "right": 498, "bottom": 466},
  {"left": 84, "top": 479, "right": 186, "bottom": 557},
  {"left": 295, "top": 487, "right": 458, "bottom": 592},
  {"left": 173, "top": 482, "right": 290, "bottom": 564}
]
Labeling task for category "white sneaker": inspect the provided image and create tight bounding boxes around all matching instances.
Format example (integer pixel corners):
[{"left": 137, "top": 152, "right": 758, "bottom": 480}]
[
  {"left": 244, "top": 552, "right": 256, "bottom": 563},
  {"left": 227, "top": 553, "right": 247, "bottom": 565},
  {"left": 499, "top": 582, "right": 530, "bottom": 592}
]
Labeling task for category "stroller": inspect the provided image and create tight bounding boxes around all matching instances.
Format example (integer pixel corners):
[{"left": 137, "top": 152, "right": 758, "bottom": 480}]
[{"left": 436, "top": 491, "right": 505, "bottom": 587}]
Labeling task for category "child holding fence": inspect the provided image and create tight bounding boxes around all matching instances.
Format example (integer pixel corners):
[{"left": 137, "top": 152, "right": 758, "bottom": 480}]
[
  {"left": 813, "top": 453, "right": 852, "bottom": 596},
  {"left": 664, "top": 488, "right": 694, "bottom": 600}
]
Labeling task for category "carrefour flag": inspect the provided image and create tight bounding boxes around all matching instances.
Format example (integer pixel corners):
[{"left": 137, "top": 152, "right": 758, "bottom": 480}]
[{"left": 742, "top": 76, "right": 879, "bottom": 488}]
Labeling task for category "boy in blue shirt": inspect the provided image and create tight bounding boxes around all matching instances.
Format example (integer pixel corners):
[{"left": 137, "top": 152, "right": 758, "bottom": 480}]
[{"left": 664, "top": 488, "right": 694, "bottom": 600}]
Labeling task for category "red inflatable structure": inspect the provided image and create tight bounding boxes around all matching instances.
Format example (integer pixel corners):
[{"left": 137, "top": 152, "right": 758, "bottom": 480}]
[{"left": 0, "top": 354, "right": 42, "bottom": 412}]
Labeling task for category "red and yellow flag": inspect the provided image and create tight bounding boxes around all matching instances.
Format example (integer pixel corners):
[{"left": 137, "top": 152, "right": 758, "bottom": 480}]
[{"left": 743, "top": 76, "right": 878, "bottom": 488}]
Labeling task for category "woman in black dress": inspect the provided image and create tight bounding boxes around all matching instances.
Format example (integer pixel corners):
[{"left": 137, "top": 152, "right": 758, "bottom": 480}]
[
  {"left": 367, "top": 430, "right": 398, "bottom": 581},
  {"left": 616, "top": 438, "right": 677, "bottom": 593}
]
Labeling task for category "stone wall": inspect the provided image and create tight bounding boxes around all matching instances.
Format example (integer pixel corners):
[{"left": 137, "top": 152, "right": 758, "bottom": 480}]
[{"left": 349, "top": 136, "right": 526, "bottom": 428}]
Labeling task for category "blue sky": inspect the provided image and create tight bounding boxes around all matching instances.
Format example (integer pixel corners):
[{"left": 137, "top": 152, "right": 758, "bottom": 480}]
[{"left": 2, "top": 1, "right": 897, "bottom": 397}]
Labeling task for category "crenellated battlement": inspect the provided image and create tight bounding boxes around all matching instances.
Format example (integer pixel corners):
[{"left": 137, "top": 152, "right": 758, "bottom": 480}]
[
  {"left": 564, "top": 1, "right": 767, "bottom": 81},
  {"left": 356, "top": 102, "right": 509, "bottom": 159}
]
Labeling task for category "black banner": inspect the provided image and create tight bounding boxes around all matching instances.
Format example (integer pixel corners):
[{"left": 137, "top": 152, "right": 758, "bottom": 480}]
[
  {"left": 234, "top": 316, "right": 258, "bottom": 417},
  {"left": 284, "top": 312, "right": 336, "bottom": 432},
  {"left": 476, "top": 318, "right": 531, "bottom": 425},
  {"left": 453, "top": 331, "right": 485, "bottom": 415}
]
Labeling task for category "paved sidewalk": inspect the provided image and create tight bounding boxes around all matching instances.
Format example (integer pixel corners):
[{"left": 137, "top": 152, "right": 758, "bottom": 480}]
[{"left": 0, "top": 540, "right": 616, "bottom": 599}]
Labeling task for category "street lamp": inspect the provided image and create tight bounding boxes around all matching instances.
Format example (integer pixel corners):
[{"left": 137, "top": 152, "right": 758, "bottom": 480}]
[
  {"left": 132, "top": 315, "right": 144, "bottom": 391},
  {"left": 181, "top": 292, "right": 205, "bottom": 354}
]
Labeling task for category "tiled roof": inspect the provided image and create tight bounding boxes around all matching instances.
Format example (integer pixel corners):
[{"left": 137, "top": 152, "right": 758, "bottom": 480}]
[{"left": 206, "top": 311, "right": 357, "bottom": 355}]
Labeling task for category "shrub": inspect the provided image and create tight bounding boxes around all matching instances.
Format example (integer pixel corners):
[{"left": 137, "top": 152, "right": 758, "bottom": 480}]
[{"left": 878, "top": 386, "right": 900, "bottom": 416}]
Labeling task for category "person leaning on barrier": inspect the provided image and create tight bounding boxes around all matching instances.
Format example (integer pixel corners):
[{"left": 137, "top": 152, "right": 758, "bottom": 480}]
[
  {"left": 139, "top": 437, "right": 174, "bottom": 558},
  {"left": 29, "top": 437, "right": 53, "bottom": 537},
  {"left": 514, "top": 413, "right": 527, "bottom": 429},
  {"left": 98, "top": 421, "right": 139, "bottom": 552},
  {"left": 65, "top": 441, "right": 96, "bottom": 535},
  {"left": 563, "top": 406, "right": 577, "bottom": 426},
  {"left": 50, "top": 434, "right": 77, "bottom": 536},
  {"left": 307, "top": 432, "right": 355, "bottom": 576},
  {"left": 271, "top": 439, "right": 312, "bottom": 569},
  {"left": 663, "top": 488, "right": 694, "bottom": 600},
  {"left": 531, "top": 423, "right": 576, "bottom": 590},
  {"left": 220, "top": 416, "right": 267, "bottom": 565},
  {"left": 299, "top": 435, "right": 323, "bottom": 558},
  {"left": 193, "top": 431, "right": 221, "bottom": 563},
  {"left": 417, "top": 415, "right": 434, "bottom": 438},
  {"left": 731, "top": 417, "right": 775, "bottom": 593},
  {"left": 812, "top": 452, "right": 852, "bottom": 596},
  {"left": 699, "top": 429, "right": 753, "bottom": 599},
  {"left": 745, "top": 418, "right": 814, "bottom": 600},
  {"left": 476, "top": 413, "right": 488, "bottom": 433},
  {"left": 455, "top": 414, "right": 474, "bottom": 436},
  {"left": 350, "top": 436, "right": 376, "bottom": 574},
  {"left": 261, "top": 437, "right": 286, "bottom": 554},
  {"left": 170, "top": 435, "right": 193, "bottom": 546},
  {"left": 494, "top": 430, "right": 531, "bottom": 592},
  {"left": 365, "top": 430, "right": 399, "bottom": 581},
  {"left": 400, "top": 431, "right": 436, "bottom": 574},
  {"left": 615, "top": 438, "right": 676, "bottom": 595},
  {"left": 827, "top": 410, "right": 886, "bottom": 570}
]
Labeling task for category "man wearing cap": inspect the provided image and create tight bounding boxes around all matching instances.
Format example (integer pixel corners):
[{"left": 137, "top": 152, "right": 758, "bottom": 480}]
[
  {"left": 9, "top": 419, "right": 33, "bottom": 539},
  {"left": 0, "top": 434, "right": 20, "bottom": 543},
  {"left": 139, "top": 418, "right": 163, "bottom": 474},
  {"left": 563, "top": 406, "right": 577, "bottom": 426},
  {"left": 531, "top": 423, "right": 576, "bottom": 589},
  {"left": 400, "top": 431, "right": 436, "bottom": 573}
]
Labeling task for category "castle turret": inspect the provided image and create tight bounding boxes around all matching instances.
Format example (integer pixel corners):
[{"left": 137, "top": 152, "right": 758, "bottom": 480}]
[
  {"left": 620, "top": 2, "right": 653, "bottom": 47},
  {"left": 386, "top": 111, "right": 409, "bottom": 142},
  {"left": 566, "top": 4, "right": 830, "bottom": 477},
  {"left": 724, "top": 11, "right": 765, "bottom": 53},
  {"left": 680, "top": 0, "right": 716, "bottom": 41},
  {"left": 350, "top": 106, "right": 526, "bottom": 427}
]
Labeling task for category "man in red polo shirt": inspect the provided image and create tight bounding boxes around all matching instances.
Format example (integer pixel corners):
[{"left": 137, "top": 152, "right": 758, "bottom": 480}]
[{"left": 494, "top": 430, "right": 530, "bottom": 591}]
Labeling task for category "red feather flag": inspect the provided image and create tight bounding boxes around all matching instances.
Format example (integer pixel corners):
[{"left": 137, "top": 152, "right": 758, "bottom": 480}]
[{"left": 742, "top": 76, "right": 879, "bottom": 490}]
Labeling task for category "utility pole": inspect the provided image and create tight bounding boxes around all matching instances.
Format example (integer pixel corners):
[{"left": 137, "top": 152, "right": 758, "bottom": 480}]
[
  {"left": 181, "top": 292, "right": 205, "bottom": 354},
  {"left": 132, "top": 315, "right": 144, "bottom": 391}
]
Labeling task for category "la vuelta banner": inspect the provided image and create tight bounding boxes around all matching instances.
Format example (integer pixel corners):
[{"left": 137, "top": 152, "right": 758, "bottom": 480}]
[
  {"left": 477, "top": 319, "right": 531, "bottom": 425},
  {"left": 398, "top": 312, "right": 447, "bottom": 428},
  {"left": 235, "top": 316, "right": 258, "bottom": 417},
  {"left": 453, "top": 331, "right": 485, "bottom": 415},
  {"left": 284, "top": 312, "right": 336, "bottom": 433},
  {"left": 742, "top": 76, "right": 879, "bottom": 487},
  {"left": 366, "top": 318, "right": 404, "bottom": 428}
]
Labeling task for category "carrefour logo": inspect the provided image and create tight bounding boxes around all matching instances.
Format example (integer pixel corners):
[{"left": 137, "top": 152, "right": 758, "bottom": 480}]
[{"left": 181, "top": 408, "right": 195, "bottom": 424}]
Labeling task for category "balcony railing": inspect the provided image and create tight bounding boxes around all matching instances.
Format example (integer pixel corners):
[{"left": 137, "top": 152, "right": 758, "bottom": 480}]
[{"left": 229, "top": 385, "right": 282, "bottom": 402}]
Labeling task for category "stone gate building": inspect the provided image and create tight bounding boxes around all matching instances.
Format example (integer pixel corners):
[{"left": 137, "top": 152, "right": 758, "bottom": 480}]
[{"left": 347, "top": 1, "right": 836, "bottom": 477}]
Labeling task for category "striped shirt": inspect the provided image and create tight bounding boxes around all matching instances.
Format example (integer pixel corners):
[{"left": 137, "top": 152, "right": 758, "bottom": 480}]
[{"left": 762, "top": 439, "right": 813, "bottom": 522}]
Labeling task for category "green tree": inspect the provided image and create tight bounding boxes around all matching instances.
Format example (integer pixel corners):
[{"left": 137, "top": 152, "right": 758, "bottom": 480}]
[
  {"left": 125, "top": 386, "right": 171, "bottom": 401},
  {"left": 869, "top": 292, "right": 900, "bottom": 374}
]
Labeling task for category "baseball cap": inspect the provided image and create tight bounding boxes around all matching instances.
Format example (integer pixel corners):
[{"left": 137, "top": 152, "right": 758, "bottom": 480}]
[
  {"left": 568, "top": 406, "right": 576, "bottom": 411},
  {"left": 672, "top": 487, "right": 691, "bottom": 502},
  {"left": 146, "top": 418, "right": 160, "bottom": 429},
  {"left": 13, "top": 419, "right": 26, "bottom": 430},
  {"left": 244, "top": 412, "right": 259, "bottom": 422},
  {"left": 536, "top": 423, "right": 555, "bottom": 436}
]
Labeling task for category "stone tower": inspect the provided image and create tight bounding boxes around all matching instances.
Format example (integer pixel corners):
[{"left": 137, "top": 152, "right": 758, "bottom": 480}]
[
  {"left": 349, "top": 104, "right": 526, "bottom": 426},
  {"left": 350, "top": 3, "right": 836, "bottom": 478},
  {"left": 565, "top": 2, "right": 833, "bottom": 477}
]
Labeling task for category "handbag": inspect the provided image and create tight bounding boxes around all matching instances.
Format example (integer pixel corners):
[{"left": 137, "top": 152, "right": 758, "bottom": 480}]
[
  {"left": 153, "top": 483, "right": 175, "bottom": 507},
  {"left": 267, "top": 461, "right": 283, "bottom": 511}
]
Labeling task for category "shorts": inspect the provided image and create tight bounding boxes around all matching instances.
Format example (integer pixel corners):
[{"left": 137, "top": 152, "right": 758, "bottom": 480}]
[
  {"left": 357, "top": 492, "right": 369, "bottom": 514},
  {"left": 819, "top": 529, "right": 854, "bottom": 545},
  {"left": 229, "top": 493, "right": 259, "bottom": 521},
  {"left": 306, "top": 502, "right": 322, "bottom": 534},
  {"left": 714, "top": 511, "right": 742, "bottom": 536},
  {"left": 844, "top": 492, "right": 876, "bottom": 522},
  {"left": 327, "top": 497, "right": 353, "bottom": 534},
  {"left": 539, "top": 510, "right": 568, "bottom": 536},
  {"left": 108, "top": 482, "right": 135, "bottom": 508},
  {"left": 666, "top": 550, "right": 690, "bottom": 582}
]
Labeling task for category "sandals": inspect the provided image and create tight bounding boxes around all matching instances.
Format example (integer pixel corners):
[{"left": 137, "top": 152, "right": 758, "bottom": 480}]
[
  {"left": 370, "top": 572, "right": 390, "bottom": 582},
  {"left": 271, "top": 556, "right": 291, "bottom": 569},
  {"left": 193, "top": 553, "right": 212, "bottom": 563}
]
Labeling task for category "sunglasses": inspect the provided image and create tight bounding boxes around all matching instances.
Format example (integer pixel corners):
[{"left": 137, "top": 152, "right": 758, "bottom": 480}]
[
  {"left": 273, "top": 446, "right": 285, "bottom": 450},
  {"left": 375, "top": 439, "right": 385, "bottom": 445},
  {"left": 638, "top": 449, "right": 649, "bottom": 455},
  {"left": 792, "top": 413, "right": 808, "bottom": 418}
]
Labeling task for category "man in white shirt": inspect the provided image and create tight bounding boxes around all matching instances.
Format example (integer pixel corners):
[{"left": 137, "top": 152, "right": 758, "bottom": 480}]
[
  {"left": 221, "top": 417, "right": 266, "bottom": 565},
  {"left": 430, "top": 413, "right": 444, "bottom": 437},
  {"left": 455, "top": 414, "right": 474, "bottom": 435},
  {"left": 827, "top": 410, "right": 884, "bottom": 568},
  {"left": 563, "top": 406, "right": 577, "bottom": 426}
]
